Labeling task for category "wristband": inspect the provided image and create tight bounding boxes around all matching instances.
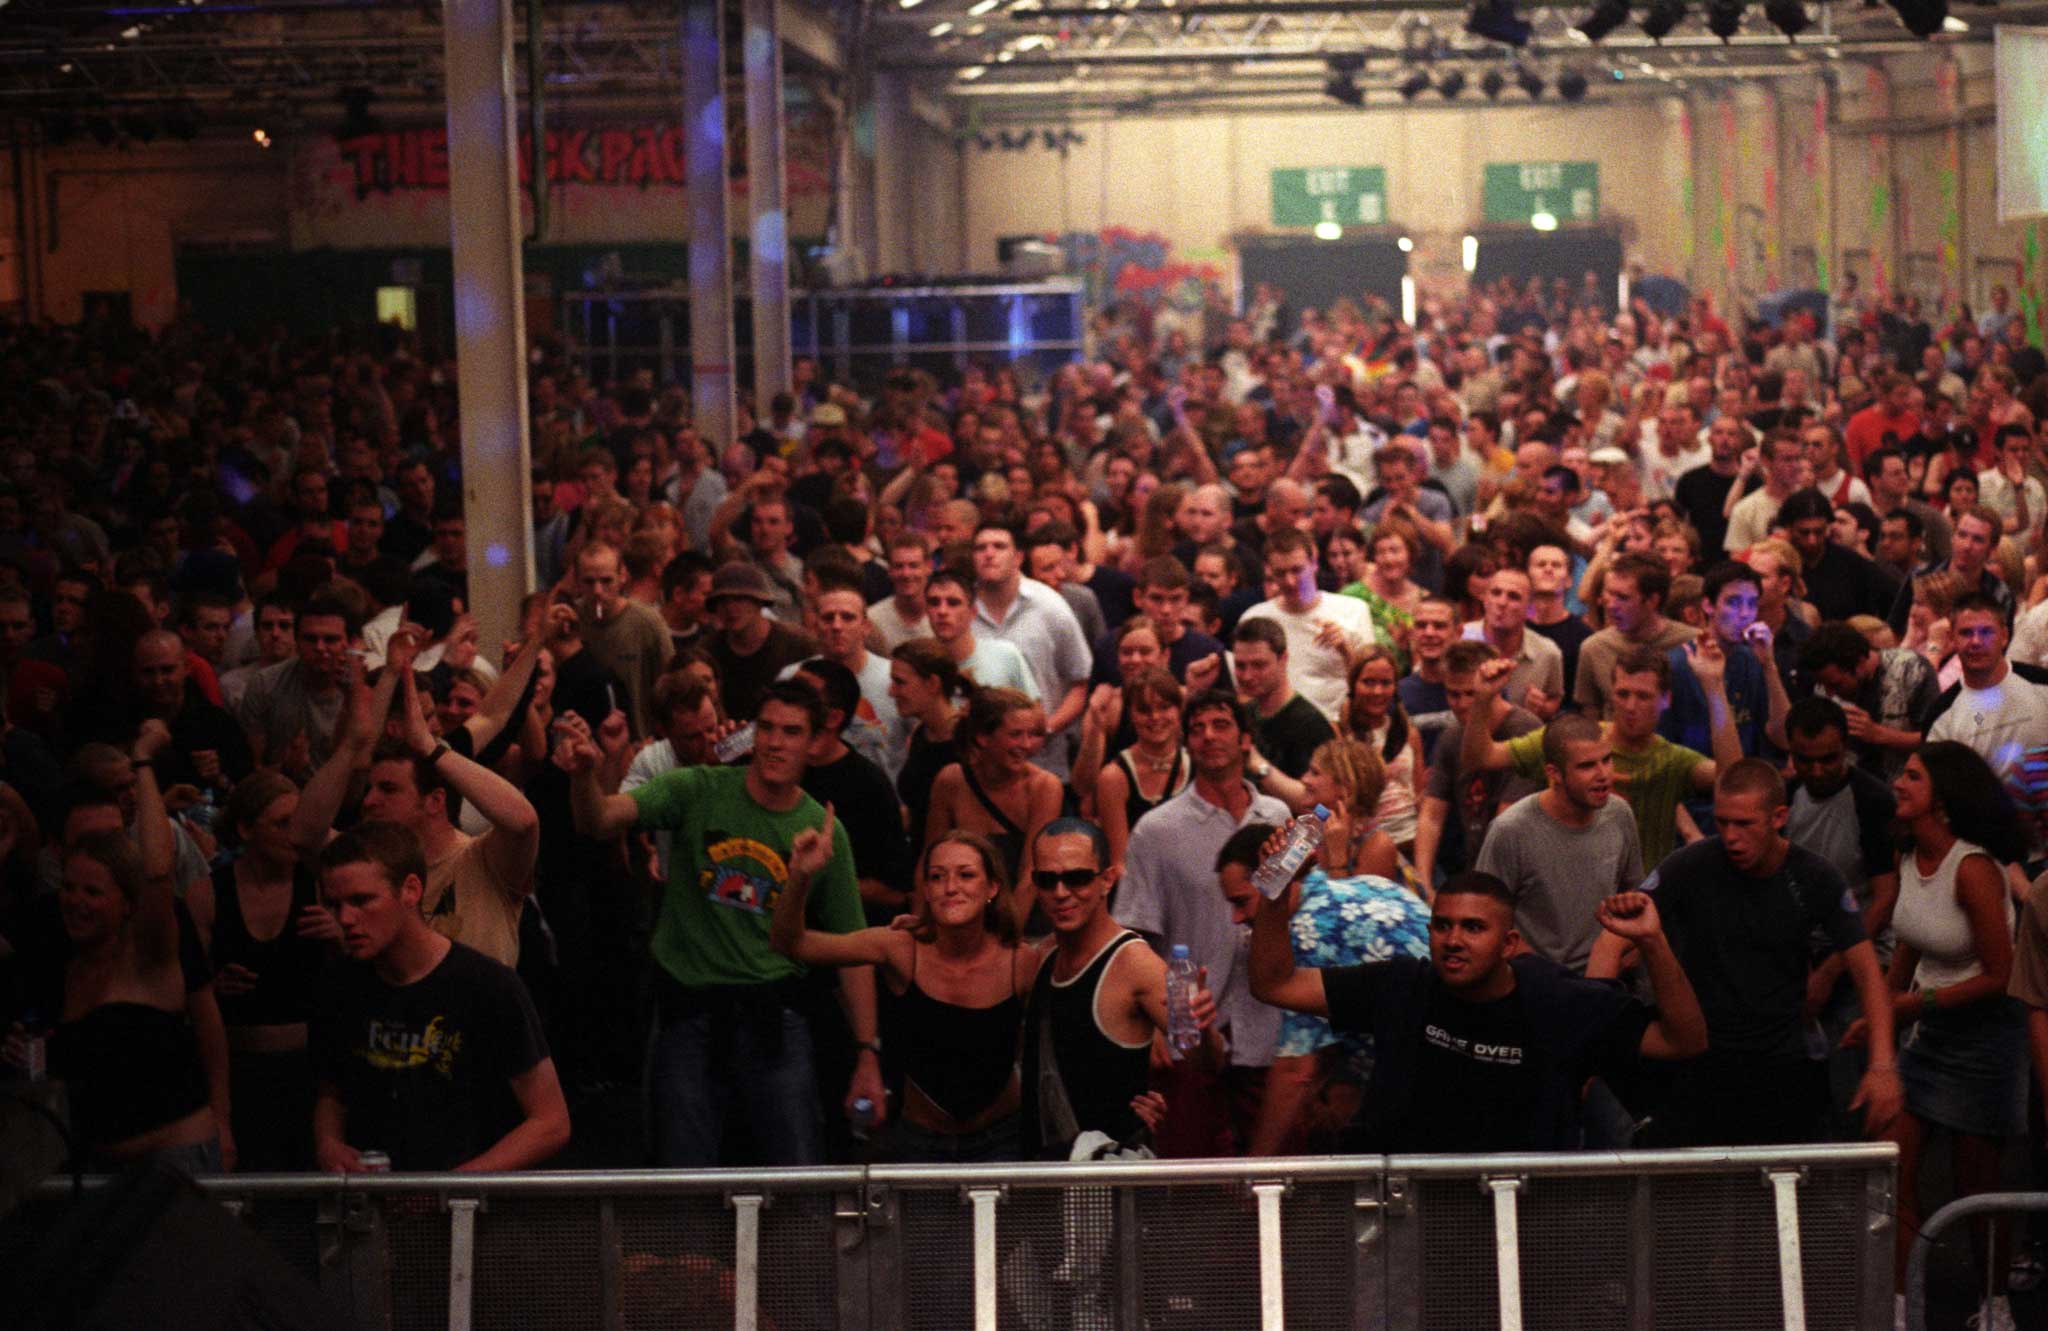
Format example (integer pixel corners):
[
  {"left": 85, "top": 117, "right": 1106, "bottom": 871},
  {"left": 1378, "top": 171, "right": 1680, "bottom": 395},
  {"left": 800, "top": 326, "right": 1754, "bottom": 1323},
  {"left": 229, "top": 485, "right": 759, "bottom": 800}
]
[
  {"left": 131, "top": 757, "right": 155, "bottom": 769},
  {"left": 857, "top": 1038, "right": 883, "bottom": 1056},
  {"left": 424, "top": 742, "right": 451, "bottom": 767}
]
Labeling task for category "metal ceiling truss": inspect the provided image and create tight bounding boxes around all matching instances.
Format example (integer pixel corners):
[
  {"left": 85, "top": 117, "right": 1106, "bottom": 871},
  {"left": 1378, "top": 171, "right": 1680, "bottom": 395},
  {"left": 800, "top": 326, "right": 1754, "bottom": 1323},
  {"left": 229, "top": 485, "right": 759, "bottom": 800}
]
[{"left": 872, "top": 0, "right": 2016, "bottom": 117}]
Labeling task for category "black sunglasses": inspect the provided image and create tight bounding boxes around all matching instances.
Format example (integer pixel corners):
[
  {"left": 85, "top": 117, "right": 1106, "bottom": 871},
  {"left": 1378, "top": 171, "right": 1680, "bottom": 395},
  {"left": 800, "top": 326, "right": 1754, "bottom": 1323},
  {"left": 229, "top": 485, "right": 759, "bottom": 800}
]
[{"left": 1032, "top": 868, "right": 1099, "bottom": 891}]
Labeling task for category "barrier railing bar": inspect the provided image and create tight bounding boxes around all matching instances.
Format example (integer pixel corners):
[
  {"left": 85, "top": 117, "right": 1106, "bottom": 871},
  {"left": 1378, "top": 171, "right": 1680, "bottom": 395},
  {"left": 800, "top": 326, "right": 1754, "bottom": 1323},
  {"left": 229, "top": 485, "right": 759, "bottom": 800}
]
[
  {"left": 1905, "top": 1192, "right": 2048, "bottom": 1331},
  {"left": 1486, "top": 1177, "right": 1525, "bottom": 1331},
  {"left": 446, "top": 1197, "right": 481, "bottom": 1331},
  {"left": 968, "top": 1186, "right": 1002, "bottom": 1331},
  {"left": 1251, "top": 1181, "right": 1287, "bottom": 1331},
  {"left": 731, "top": 1193, "right": 764, "bottom": 1331},
  {"left": 26, "top": 1145, "right": 1900, "bottom": 1204},
  {"left": 1766, "top": 1169, "right": 1807, "bottom": 1331}
]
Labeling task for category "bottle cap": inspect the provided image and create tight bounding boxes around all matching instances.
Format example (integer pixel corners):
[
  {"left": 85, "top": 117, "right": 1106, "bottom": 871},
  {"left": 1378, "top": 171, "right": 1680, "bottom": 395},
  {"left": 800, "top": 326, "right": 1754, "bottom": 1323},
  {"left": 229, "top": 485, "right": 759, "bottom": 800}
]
[
  {"left": 1312, "top": 804, "right": 1330, "bottom": 820},
  {"left": 1170, "top": 943, "right": 1191, "bottom": 960}
]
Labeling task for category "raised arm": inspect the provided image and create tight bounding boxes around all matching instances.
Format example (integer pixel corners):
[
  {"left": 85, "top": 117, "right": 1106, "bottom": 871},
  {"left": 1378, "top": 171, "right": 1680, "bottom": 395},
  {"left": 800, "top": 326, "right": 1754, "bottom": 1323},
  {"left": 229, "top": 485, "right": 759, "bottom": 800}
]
[
  {"left": 126, "top": 720, "right": 182, "bottom": 971},
  {"left": 769, "top": 805, "right": 909, "bottom": 971},
  {"left": 1459, "top": 658, "right": 1521, "bottom": 774},
  {"left": 1593, "top": 893, "right": 1709, "bottom": 1059},
  {"left": 291, "top": 657, "right": 397, "bottom": 858},
  {"left": 1685, "top": 633, "right": 1741, "bottom": 774},
  {"left": 554, "top": 711, "right": 642, "bottom": 839},
  {"left": 399, "top": 669, "right": 539, "bottom": 894},
  {"left": 1248, "top": 830, "right": 1330, "bottom": 1016}
]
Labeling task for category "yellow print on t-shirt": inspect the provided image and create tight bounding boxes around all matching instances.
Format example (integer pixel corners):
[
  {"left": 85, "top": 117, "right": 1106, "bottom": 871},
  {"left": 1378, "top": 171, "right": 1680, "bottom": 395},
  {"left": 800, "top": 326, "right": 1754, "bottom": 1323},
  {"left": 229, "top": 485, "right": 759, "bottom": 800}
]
[
  {"left": 362, "top": 1015, "right": 463, "bottom": 1078},
  {"left": 699, "top": 832, "right": 789, "bottom": 915}
]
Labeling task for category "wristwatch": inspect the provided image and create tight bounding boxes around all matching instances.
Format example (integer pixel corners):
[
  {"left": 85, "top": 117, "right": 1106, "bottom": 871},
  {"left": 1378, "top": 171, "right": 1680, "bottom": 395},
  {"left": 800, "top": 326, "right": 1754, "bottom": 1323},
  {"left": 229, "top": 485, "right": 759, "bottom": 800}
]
[
  {"left": 423, "top": 741, "right": 451, "bottom": 766},
  {"left": 1249, "top": 758, "right": 1273, "bottom": 784},
  {"left": 857, "top": 1038, "right": 883, "bottom": 1056}
]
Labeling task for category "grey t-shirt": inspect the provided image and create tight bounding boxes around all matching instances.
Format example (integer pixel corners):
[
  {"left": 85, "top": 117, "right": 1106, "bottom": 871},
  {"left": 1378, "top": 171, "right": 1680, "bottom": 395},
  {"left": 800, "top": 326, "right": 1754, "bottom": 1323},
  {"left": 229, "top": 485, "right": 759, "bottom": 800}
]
[{"left": 1475, "top": 792, "right": 1644, "bottom": 974}]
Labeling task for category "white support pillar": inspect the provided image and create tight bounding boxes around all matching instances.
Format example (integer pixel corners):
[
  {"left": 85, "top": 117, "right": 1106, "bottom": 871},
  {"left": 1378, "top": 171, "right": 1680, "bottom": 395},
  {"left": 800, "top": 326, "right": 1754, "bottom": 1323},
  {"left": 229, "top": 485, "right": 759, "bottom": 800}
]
[
  {"left": 441, "top": 0, "right": 533, "bottom": 659},
  {"left": 684, "top": 0, "right": 737, "bottom": 448},
  {"left": 871, "top": 70, "right": 915, "bottom": 276},
  {"left": 743, "top": 0, "right": 792, "bottom": 405}
]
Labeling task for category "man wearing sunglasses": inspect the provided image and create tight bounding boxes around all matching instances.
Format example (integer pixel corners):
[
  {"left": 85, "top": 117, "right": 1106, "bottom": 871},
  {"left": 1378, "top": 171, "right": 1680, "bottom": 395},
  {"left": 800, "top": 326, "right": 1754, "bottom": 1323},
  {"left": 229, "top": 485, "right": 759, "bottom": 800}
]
[{"left": 1021, "top": 817, "right": 1214, "bottom": 1158}]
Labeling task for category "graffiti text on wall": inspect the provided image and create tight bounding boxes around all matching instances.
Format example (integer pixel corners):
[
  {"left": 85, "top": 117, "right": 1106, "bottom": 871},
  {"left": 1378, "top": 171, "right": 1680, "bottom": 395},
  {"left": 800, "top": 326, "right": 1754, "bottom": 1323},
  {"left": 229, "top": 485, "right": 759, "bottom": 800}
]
[{"left": 336, "top": 125, "right": 694, "bottom": 198}]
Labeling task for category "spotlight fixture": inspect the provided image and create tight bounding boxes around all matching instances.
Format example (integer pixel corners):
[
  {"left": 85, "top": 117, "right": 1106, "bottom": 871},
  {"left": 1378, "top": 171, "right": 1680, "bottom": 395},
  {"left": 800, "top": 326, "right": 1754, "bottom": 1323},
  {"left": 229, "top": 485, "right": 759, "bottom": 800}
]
[
  {"left": 43, "top": 111, "right": 77, "bottom": 146},
  {"left": 163, "top": 106, "right": 199, "bottom": 141},
  {"left": 1705, "top": 0, "right": 1743, "bottom": 39},
  {"left": 1327, "top": 52, "right": 1367, "bottom": 74},
  {"left": 1481, "top": 69, "right": 1506, "bottom": 98},
  {"left": 120, "top": 112, "right": 157, "bottom": 144},
  {"left": 1398, "top": 69, "right": 1432, "bottom": 99},
  {"left": 1639, "top": 0, "right": 1685, "bottom": 39},
  {"left": 1437, "top": 69, "right": 1467, "bottom": 97},
  {"left": 1763, "top": 0, "right": 1811, "bottom": 34},
  {"left": 1325, "top": 74, "right": 1365, "bottom": 106},
  {"left": 1556, "top": 68, "right": 1589, "bottom": 100},
  {"left": 1574, "top": 0, "right": 1631, "bottom": 42},
  {"left": 1887, "top": 0, "right": 1946, "bottom": 36},
  {"left": 1465, "top": 0, "right": 1533, "bottom": 46},
  {"left": 87, "top": 116, "right": 117, "bottom": 147},
  {"left": 1517, "top": 66, "right": 1546, "bottom": 96}
]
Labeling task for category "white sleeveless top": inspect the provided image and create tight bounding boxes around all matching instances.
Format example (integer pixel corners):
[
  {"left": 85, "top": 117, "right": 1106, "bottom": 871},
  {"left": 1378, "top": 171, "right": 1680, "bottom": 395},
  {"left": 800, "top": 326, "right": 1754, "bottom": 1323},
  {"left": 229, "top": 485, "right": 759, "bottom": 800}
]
[{"left": 1893, "top": 839, "right": 2011, "bottom": 992}]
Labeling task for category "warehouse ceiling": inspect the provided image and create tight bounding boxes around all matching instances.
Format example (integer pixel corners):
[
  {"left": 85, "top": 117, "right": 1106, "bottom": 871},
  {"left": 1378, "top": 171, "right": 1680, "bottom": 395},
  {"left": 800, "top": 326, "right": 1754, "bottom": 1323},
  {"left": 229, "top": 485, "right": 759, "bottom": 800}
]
[{"left": 0, "top": 0, "right": 2029, "bottom": 133}]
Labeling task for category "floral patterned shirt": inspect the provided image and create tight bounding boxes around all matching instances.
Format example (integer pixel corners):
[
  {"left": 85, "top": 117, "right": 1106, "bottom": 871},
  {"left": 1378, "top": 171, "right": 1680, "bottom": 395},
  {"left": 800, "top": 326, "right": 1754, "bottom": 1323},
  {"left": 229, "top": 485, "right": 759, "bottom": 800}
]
[{"left": 1281, "top": 869, "right": 1433, "bottom": 1067}]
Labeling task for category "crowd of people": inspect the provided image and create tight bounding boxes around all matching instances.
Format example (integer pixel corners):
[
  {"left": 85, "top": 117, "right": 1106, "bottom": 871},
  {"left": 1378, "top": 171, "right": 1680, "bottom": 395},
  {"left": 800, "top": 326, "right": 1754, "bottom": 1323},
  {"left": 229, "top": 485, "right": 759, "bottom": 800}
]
[{"left": 2, "top": 275, "right": 2048, "bottom": 1325}]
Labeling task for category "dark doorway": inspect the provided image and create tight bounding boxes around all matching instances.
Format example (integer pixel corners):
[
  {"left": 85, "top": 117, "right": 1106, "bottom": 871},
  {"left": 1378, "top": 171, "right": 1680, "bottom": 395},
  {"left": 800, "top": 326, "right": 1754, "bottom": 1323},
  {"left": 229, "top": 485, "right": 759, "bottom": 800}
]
[
  {"left": 1238, "top": 235, "right": 1408, "bottom": 318},
  {"left": 1471, "top": 226, "right": 1624, "bottom": 301}
]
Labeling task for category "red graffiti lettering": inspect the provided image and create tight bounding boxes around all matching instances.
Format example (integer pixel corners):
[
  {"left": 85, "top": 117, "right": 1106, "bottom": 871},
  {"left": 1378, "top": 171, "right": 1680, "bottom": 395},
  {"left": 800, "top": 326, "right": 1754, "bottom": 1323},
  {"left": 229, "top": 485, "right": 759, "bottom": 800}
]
[
  {"left": 599, "top": 128, "right": 634, "bottom": 182},
  {"left": 558, "top": 130, "right": 596, "bottom": 183},
  {"left": 325, "top": 122, "right": 791, "bottom": 193},
  {"left": 421, "top": 130, "right": 449, "bottom": 188},
  {"left": 661, "top": 127, "right": 687, "bottom": 183}
]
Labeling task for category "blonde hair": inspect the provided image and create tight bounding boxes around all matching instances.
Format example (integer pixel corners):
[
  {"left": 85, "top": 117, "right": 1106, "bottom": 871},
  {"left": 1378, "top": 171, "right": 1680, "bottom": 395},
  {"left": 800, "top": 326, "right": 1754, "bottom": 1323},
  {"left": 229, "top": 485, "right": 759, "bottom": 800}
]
[{"left": 1309, "top": 737, "right": 1387, "bottom": 818}]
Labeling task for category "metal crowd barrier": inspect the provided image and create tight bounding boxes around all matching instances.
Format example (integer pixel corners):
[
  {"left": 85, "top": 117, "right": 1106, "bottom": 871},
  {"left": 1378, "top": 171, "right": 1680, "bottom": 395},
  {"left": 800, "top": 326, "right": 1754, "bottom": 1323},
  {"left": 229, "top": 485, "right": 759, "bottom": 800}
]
[
  {"left": 15, "top": 1144, "right": 1897, "bottom": 1331},
  {"left": 1904, "top": 1191, "right": 2048, "bottom": 1331}
]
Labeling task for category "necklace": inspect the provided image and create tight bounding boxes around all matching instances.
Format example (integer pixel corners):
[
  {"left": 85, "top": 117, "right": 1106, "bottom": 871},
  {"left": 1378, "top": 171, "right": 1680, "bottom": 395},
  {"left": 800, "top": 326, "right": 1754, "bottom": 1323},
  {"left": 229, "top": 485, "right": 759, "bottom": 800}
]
[{"left": 1132, "top": 746, "right": 1178, "bottom": 774}]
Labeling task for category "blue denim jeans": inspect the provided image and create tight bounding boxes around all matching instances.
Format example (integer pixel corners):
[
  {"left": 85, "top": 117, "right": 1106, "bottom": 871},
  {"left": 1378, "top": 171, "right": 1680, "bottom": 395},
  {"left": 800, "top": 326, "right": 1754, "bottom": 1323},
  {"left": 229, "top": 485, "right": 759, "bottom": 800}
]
[{"left": 647, "top": 1001, "right": 823, "bottom": 1168}]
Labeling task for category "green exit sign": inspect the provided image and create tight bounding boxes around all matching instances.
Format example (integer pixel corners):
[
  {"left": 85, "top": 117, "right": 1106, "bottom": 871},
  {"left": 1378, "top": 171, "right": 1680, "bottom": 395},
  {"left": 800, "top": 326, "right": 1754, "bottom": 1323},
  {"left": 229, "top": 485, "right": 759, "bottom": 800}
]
[
  {"left": 1271, "top": 167, "right": 1388, "bottom": 228},
  {"left": 1483, "top": 161, "right": 1599, "bottom": 225}
]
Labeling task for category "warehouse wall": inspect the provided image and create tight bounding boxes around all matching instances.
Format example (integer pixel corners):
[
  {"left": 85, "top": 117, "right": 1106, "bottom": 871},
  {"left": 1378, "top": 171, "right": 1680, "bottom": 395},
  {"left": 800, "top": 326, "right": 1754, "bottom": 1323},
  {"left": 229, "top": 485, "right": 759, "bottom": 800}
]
[{"left": 945, "top": 43, "right": 2041, "bottom": 318}]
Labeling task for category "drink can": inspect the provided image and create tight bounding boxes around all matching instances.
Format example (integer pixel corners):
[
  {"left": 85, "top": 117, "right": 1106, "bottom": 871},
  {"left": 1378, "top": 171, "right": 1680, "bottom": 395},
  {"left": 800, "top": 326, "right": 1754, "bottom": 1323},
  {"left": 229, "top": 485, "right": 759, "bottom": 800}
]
[{"left": 357, "top": 1150, "right": 392, "bottom": 1173}]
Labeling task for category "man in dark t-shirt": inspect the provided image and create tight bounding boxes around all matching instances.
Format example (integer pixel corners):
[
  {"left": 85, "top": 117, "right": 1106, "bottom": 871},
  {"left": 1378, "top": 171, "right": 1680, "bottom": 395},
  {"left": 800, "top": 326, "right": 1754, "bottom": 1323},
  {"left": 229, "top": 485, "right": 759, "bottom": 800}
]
[
  {"left": 1233, "top": 618, "right": 1334, "bottom": 788},
  {"left": 1250, "top": 866, "right": 1706, "bottom": 1152},
  {"left": 311, "top": 821, "right": 568, "bottom": 1172},
  {"left": 1600, "top": 759, "right": 1903, "bottom": 1147}
]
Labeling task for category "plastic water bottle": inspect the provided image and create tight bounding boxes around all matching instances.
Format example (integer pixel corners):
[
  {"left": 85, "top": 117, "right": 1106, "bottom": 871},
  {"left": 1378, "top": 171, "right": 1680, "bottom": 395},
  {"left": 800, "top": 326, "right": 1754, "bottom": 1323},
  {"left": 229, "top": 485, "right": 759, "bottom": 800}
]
[
  {"left": 1252, "top": 805, "right": 1331, "bottom": 899},
  {"left": 713, "top": 722, "right": 756, "bottom": 764},
  {"left": 1165, "top": 945, "right": 1201, "bottom": 1056},
  {"left": 849, "top": 1096, "right": 878, "bottom": 1142}
]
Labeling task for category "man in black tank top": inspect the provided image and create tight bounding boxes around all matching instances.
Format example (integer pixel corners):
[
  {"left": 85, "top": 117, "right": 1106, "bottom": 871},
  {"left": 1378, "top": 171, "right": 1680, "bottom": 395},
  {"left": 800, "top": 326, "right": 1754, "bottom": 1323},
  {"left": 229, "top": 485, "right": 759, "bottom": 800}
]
[{"left": 1020, "top": 817, "right": 1216, "bottom": 1157}]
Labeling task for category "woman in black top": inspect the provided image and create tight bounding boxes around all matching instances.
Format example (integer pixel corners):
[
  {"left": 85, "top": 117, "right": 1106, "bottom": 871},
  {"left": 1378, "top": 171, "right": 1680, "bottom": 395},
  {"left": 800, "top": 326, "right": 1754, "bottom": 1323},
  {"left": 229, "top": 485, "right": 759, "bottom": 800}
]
[
  {"left": 772, "top": 825, "right": 1038, "bottom": 1162},
  {"left": 192, "top": 770, "right": 338, "bottom": 1170},
  {"left": 887, "top": 639, "right": 962, "bottom": 853},
  {"left": 24, "top": 731, "right": 220, "bottom": 1169}
]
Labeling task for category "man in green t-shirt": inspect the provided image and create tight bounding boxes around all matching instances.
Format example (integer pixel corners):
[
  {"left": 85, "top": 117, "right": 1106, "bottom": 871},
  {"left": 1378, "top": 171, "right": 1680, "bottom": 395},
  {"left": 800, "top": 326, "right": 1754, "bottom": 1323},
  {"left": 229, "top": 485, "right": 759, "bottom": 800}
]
[
  {"left": 560, "top": 679, "right": 881, "bottom": 1167},
  {"left": 1463, "top": 640, "right": 1740, "bottom": 870}
]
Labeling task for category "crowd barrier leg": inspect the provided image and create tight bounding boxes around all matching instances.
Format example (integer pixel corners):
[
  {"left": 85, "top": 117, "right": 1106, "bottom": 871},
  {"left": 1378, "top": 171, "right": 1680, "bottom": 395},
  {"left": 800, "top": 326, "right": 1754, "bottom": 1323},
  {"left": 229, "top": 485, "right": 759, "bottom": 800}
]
[
  {"left": 446, "top": 1196, "right": 482, "bottom": 1331},
  {"left": 1767, "top": 1168, "right": 1809, "bottom": 1331},
  {"left": 1252, "top": 1180, "right": 1288, "bottom": 1331},
  {"left": 968, "top": 1185, "right": 1003, "bottom": 1331},
  {"left": 731, "top": 1192, "right": 764, "bottom": 1331},
  {"left": 1485, "top": 1176, "right": 1526, "bottom": 1331}
]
